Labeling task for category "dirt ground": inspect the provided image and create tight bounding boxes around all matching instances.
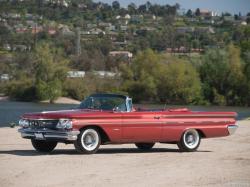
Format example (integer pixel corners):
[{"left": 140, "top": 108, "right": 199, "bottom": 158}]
[{"left": 0, "top": 120, "right": 249, "bottom": 187}]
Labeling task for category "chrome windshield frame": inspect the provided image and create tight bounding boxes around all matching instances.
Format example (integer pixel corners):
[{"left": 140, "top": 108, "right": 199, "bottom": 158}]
[
  {"left": 80, "top": 93, "right": 132, "bottom": 112},
  {"left": 126, "top": 97, "right": 133, "bottom": 112}
]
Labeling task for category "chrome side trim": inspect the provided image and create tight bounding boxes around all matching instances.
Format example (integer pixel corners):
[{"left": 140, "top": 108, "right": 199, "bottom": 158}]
[
  {"left": 162, "top": 114, "right": 237, "bottom": 118},
  {"left": 18, "top": 128, "right": 80, "bottom": 141},
  {"left": 21, "top": 118, "right": 59, "bottom": 121},
  {"left": 227, "top": 125, "right": 238, "bottom": 135}
]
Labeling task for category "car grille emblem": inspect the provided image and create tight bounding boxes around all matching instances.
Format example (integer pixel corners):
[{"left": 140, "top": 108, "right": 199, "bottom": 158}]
[
  {"left": 30, "top": 120, "right": 43, "bottom": 127},
  {"left": 29, "top": 120, "right": 57, "bottom": 129}
]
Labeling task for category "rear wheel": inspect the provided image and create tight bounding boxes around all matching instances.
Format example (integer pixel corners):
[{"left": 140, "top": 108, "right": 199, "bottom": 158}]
[
  {"left": 135, "top": 143, "right": 155, "bottom": 150},
  {"left": 74, "top": 128, "right": 101, "bottom": 154},
  {"left": 177, "top": 129, "right": 200, "bottom": 152},
  {"left": 31, "top": 139, "right": 57, "bottom": 153}
]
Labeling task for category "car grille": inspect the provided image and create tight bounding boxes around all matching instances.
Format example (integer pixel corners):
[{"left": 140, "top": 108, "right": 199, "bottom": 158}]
[{"left": 28, "top": 120, "right": 58, "bottom": 130}]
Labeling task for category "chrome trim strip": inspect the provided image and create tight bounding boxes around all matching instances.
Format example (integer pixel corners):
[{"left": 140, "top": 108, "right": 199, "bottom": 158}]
[
  {"left": 77, "top": 121, "right": 224, "bottom": 125},
  {"left": 22, "top": 118, "right": 59, "bottom": 121},
  {"left": 80, "top": 122, "right": 165, "bottom": 125},
  {"left": 227, "top": 125, "right": 238, "bottom": 135},
  {"left": 18, "top": 128, "right": 80, "bottom": 141},
  {"left": 41, "top": 109, "right": 75, "bottom": 114},
  {"left": 161, "top": 114, "right": 237, "bottom": 118}
]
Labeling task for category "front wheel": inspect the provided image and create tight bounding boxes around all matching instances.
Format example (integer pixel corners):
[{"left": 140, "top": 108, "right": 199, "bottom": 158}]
[
  {"left": 31, "top": 139, "right": 57, "bottom": 153},
  {"left": 135, "top": 143, "right": 155, "bottom": 150},
  {"left": 74, "top": 128, "right": 101, "bottom": 154},
  {"left": 177, "top": 129, "right": 201, "bottom": 152}
]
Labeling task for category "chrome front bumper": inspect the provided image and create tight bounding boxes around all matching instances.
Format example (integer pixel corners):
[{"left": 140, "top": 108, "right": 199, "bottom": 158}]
[
  {"left": 18, "top": 128, "right": 80, "bottom": 141},
  {"left": 227, "top": 125, "right": 238, "bottom": 135}
]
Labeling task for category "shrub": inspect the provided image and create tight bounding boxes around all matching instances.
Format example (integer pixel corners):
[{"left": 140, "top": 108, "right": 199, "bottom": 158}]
[
  {"left": 63, "top": 78, "right": 89, "bottom": 101},
  {"left": 6, "top": 79, "right": 36, "bottom": 101}
]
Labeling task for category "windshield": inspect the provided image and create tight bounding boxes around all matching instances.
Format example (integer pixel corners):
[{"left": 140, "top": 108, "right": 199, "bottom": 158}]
[{"left": 79, "top": 95, "right": 127, "bottom": 111}]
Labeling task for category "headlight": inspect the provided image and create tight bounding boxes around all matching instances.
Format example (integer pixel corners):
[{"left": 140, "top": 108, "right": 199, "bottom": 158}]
[
  {"left": 56, "top": 119, "right": 72, "bottom": 129},
  {"left": 19, "top": 119, "right": 29, "bottom": 128}
]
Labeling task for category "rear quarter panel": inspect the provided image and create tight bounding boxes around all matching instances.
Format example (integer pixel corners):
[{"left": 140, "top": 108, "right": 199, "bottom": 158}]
[{"left": 160, "top": 112, "right": 237, "bottom": 142}]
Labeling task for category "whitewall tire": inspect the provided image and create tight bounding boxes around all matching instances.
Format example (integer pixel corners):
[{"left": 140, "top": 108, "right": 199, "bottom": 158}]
[
  {"left": 177, "top": 129, "right": 201, "bottom": 152},
  {"left": 74, "top": 128, "right": 101, "bottom": 154}
]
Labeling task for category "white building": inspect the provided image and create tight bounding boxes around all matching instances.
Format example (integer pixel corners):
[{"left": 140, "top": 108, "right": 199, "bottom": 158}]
[
  {"left": 67, "top": 71, "right": 85, "bottom": 78},
  {"left": 0, "top": 74, "right": 10, "bottom": 81},
  {"left": 124, "top": 14, "right": 131, "bottom": 19},
  {"left": 93, "top": 71, "right": 118, "bottom": 78},
  {"left": 109, "top": 51, "right": 133, "bottom": 58}
]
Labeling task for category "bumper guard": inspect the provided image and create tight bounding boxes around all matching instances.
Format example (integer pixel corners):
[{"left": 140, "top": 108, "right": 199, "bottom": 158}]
[{"left": 227, "top": 125, "right": 238, "bottom": 135}]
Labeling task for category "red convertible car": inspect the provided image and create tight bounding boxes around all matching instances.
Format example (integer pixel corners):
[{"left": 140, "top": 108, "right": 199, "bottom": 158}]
[{"left": 18, "top": 93, "right": 238, "bottom": 154}]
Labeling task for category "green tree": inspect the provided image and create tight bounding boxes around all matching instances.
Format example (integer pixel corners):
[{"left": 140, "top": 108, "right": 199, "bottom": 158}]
[
  {"left": 34, "top": 43, "right": 69, "bottom": 103},
  {"left": 128, "top": 3, "right": 137, "bottom": 14},
  {"left": 112, "top": 1, "right": 120, "bottom": 10},
  {"left": 195, "top": 8, "right": 201, "bottom": 17},
  {"left": 157, "top": 58, "right": 202, "bottom": 104},
  {"left": 186, "top": 9, "right": 193, "bottom": 17},
  {"left": 120, "top": 49, "right": 202, "bottom": 104},
  {"left": 6, "top": 77, "right": 35, "bottom": 101},
  {"left": 242, "top": 52, "right": 250, "bottom": 106},
  {"left": 63, "top": 78, "right": 89, "bottom": 100},
  {"left": 200, "top": 45, "right": 245, "bottom": 105},
  {"left": 120, "top": 49, "right": 162, "bottom": 102}
]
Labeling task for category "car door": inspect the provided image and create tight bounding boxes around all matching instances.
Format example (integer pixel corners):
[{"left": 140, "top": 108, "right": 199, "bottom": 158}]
[
  {"left": 121, "top": 111, "right": 162, "bottom": 142},
  {"left": 75, "top": 111, "right": 123, "bottom": 143}
]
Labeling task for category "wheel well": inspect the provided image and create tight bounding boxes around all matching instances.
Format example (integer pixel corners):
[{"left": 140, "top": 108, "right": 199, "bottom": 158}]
[
  {"left": 79, "top": 125, "right": 110, "bottom": 144},
  {"left": 196, "top": 129, "right": 206, "bottom": 138}
]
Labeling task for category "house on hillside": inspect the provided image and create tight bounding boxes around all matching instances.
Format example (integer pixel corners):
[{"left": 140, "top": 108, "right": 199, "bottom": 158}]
[
  {"left": 200, "top": 10, "right": 219, "bottom": 18},
  {"left": 124, "top": 14, "right": 131, "bottom": 20},
  {"left": 130, "top": 15, "right": 143, "bottom": 24},
  {"left": 87, "top": 23, "right": 97, "bottom": 29},
  {"left": 31, "top": 25, "right": 43, "bottom": 34},
  {"left": 67, "top": 71, "right": 85, "bottom": 78},
  {"left": 166, "top": 47, "right": 204, "bottom": 54},
  {"left": 120, "top": 25, "right": 128, "bottom": 32},
  {"left": 3, "top": 44, "right": 11, "bottom": 51},
  {"left": 99, "top": 22, "right": 112, "bottom": 27},
  {"left": 0, "top": 74, "right": 10, "bottom": 81},
  {"left": 48, "top": 28, "right": 57, "bottom": 35},
  {"left": 93, "top": 71, "right": 118, "bottom": 78},
  {"left": 176, "top": 26, "right": 194, "bottom": 34},
  {"left": 223, "top": 16, "right": 235, "bottom": 22},
  {"left": 6, "top": 13, "right": 21, "bottom": 19},
  {"left": 109, "top": 51, "right": 133, "bottom": 59},
  {"left": 12, "top": 44, "right": 31, "bottom": 51},
  {"left": 88, "top": 28, "right": 105, "bottom": 35},
  {"left": 15, "top": 24, "right": 28, "bottom": 33},
  {"left": 195, "top": 26, "right": 215, "bottom": 34},
  {"left": 58, "top": 24, "right": 74, "bottom": 36},
  {"left": 78, "top": 3, "right": 87, "bottom": 9},
  {"left": 105, "top": 25, "right": 116, "bottom": 32},
  {"left": 135, "top": 27, "right": 155, "bottom": 36}
]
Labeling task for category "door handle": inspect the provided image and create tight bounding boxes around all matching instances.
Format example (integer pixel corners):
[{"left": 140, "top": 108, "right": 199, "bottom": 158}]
[{"left": 154, "top": 116, "right": 161, "bottom": 119}]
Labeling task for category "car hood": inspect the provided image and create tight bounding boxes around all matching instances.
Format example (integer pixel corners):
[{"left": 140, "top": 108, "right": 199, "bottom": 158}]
[{"left": 22, "top": 109, "right": 112, "bottom": 120}]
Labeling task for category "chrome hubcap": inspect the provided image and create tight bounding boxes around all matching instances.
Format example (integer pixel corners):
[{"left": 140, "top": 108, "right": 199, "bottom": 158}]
[
  {"left": 183, "top": 129, "right": 199, "bottom": 149},
  {"left": 84, "top": 134, "right": 96, "bottom": 147},
  {"left": 81, "top": 129, "right": 99, "bottom": 151},
  {"left": 186, "top": 134, "right": 195, "bottom": 145}
]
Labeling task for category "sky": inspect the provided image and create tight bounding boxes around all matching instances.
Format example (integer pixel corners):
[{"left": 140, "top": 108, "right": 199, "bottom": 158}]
[{"left": 93, "top": 0, "right": 250, "bottom": 15}]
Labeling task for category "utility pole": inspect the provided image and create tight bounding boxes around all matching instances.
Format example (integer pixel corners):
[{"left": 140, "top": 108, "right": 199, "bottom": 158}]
[
  {"left": 76, "top": 27, "right": 81, "bottom": 56},
  {"left": 34, "top": 22, "right": 37, "bottom": 48}
]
